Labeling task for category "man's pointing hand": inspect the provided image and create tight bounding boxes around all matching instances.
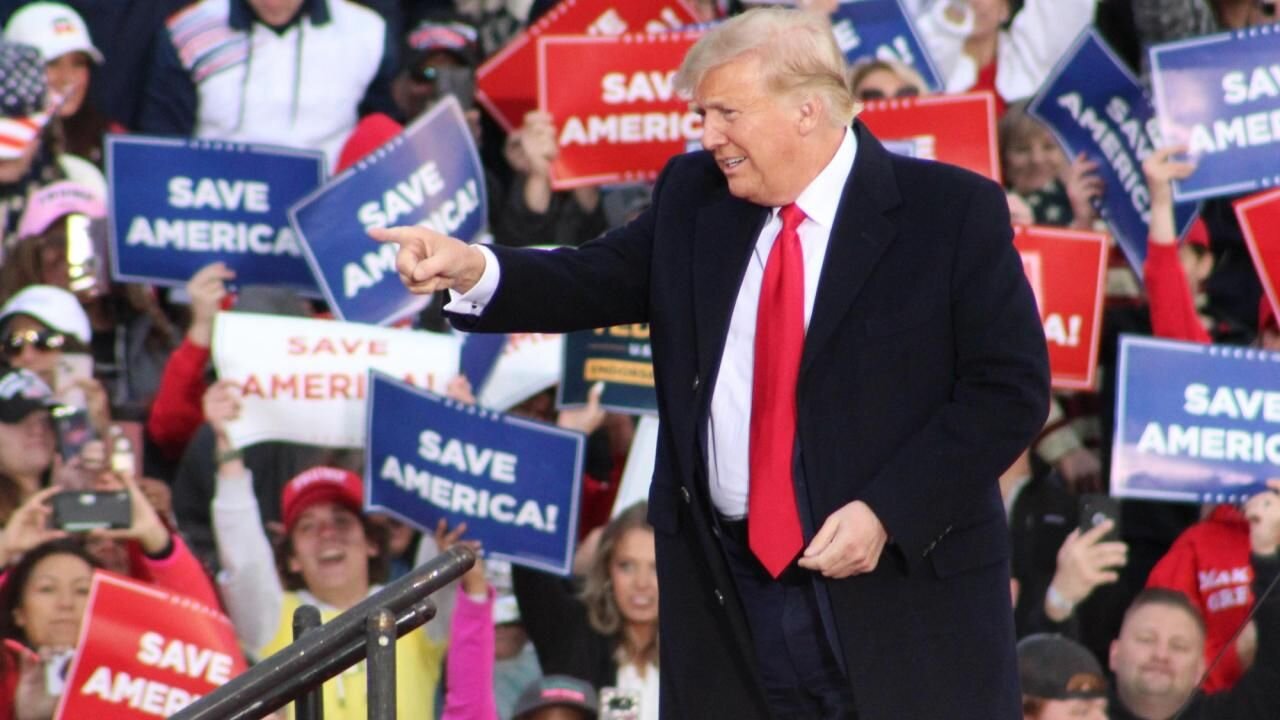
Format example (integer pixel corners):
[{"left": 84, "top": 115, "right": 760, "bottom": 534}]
[{"left": 368, "top": 226, "right": 487, "bottom": 295}]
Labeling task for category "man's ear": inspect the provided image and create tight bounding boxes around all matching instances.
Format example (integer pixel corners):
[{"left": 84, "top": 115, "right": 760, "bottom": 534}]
[{"left": 797, "top": 94, "right": 823, "bottom": 134}]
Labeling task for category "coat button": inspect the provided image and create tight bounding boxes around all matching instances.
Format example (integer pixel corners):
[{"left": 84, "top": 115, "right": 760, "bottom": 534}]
[
  {"left": 714, "top": 590, "right": 725, "bottom": 606},
  {"left": 691, "top": 374, "right": 700, "bottom": 391},
  {"left": 711, "top": 524, "right": 721, "bottom": 538},
  {"left": 681, "top": 486, "right": 691, "bottom": 504}
]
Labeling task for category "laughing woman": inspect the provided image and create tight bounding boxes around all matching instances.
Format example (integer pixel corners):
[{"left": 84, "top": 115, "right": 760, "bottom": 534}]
[{"left": 512, "top": 501, "right": 660, "bottom": 720}]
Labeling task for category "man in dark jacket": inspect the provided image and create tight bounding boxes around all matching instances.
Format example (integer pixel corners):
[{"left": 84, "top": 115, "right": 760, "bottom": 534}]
[{"left": 372, "top": 7, "right": 1048, "bottom": 719}]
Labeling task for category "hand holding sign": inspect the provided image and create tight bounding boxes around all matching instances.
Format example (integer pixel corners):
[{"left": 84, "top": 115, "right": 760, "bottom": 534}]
[
  {"left": 202, "top": 380, "right": 246, "bottom": 472},
  {"left": 368, "top": 226, "right": 487, "bottom": 296},
  {"left": 1062, "top": 152, "right": 1103, "bottom": 230},
  {"left": 556, "top": 382, "right": 606, "bottom": 435},
  {"left": 1143, "top": 146, "right": 1198, "bottom": 246},
  {"left": 186, "top": 262, "right": 236, "bottom": 347},
  {"left": 520, "top": 111, "right": 560, "bottom": 178},
  {"left": 16, "top": 647, "right": 65, "bottom": 720}
]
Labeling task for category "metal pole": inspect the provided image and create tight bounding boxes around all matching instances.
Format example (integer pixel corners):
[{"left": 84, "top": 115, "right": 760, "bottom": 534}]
[
  {"left": 172, "top": 545, "right": 473, "bottom": 720},
  {"left": 366, "top": 608, "right": 397, "bottom": 720},
  {"left": 292, "top": 604, "right": 324, "bottom": 720}
]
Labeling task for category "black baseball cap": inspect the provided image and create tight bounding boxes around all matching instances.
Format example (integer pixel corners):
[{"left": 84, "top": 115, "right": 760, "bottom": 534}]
[
  {"left": 513, "top": 675, "right": 598, "bottom": 719},
  {"left": 1018, "top": 634, "right": 1107, "bottom": 700},
  {"left": 0, "top": 366, "right": 55, "bottom": 423}
]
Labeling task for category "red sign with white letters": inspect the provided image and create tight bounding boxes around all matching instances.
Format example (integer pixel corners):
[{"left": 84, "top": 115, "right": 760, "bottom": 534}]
[
  {"left": 476, "top": 0, "right": 698, "bottom": 132},
  {"left": 858, "top": 91, "right": 1002, "bottom": 183},
  {"left": 1014, "top": 225, "right": 1109, "bottom": 390},
  {"left": 539, "top": 32, "right": 703, "bottom": 189},
  {"left": 55, "top": 573, "right": 247, "bottom": 720},
  {"left": 1234, "top": 188, "right": 1280, "bottom": 325}
]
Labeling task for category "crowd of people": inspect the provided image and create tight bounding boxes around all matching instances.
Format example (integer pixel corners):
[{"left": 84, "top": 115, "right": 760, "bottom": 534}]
[{"left": 0, "top": 0, "right": 1278, "bottom": 718}]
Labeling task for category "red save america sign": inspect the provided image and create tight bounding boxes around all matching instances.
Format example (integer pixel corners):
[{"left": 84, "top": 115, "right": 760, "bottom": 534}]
[
  {"left": 1234, "top": 188, "right": 1280, "bottom": 323},
  {"left": 55, "top": 573, "right": 247, "bottom": 719},
  {"left": 858, "top": 91, "right": 1001, "bottom": 183},
  {"left": 476, "top": 0, "right": 698, "bottom": 132},
  {"left": 1014, "top": 225, "right": 1108, "bottom": 390},
  {"left": 539, "top": 32, "right": 703, "bottom": 189}
]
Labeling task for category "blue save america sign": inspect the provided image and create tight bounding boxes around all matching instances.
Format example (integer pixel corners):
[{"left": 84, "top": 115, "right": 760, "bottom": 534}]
[
  {"left": 106, "top": 136, "right": 324, "bottom": 293},
  {"left": 1112, "top": 335, "right": 1280, "bottom": 504},
  {"left": 364, "top": 371, "right": 583, "bottom": 575},
  {"left": 290, "top": 97, "right": 488, "bottom": 325},
  {"left": 1029, "top": 29, "right": 1198, "bottom": 277},
  {"left": 831, "top": 0, "right": 941, "bottom": 92},
  {"left": 1150, "top": 25, "right": 1280, "bottom": 202}
]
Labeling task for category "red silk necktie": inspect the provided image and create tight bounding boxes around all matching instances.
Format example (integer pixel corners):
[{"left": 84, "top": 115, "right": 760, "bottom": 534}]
[{"left": 748, "top": 203, "right": 807, "bottom": 578}]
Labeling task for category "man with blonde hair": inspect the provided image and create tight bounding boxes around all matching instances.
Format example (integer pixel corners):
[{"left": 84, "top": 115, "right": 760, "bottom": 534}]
[{"left": 372, "top": 7, "right": 1048, "bottom": 719}]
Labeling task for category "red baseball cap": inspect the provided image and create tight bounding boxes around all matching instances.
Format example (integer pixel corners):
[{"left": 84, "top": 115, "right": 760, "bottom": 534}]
[
  {"left": 281, "top": 467, "right": 364, "bottom": 532},
  {"left": 335, "top": 113, "right": 402, "bottom": 174}
]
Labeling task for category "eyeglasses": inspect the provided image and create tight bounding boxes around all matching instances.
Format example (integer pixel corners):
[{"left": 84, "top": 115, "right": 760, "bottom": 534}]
[
  {"left": 2, "top": 329, "right": 67, "bottom": 356},
  {"left": 857, "top": 86, "right": 921, "bottom": 102}
]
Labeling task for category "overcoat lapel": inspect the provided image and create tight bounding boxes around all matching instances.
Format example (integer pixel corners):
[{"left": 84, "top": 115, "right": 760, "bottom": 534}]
[
  {"left": 801, "top": 122, "right": 903, "bottom": 380},
  {"left": 691, "top": 189, "right": 769, "bottom": 402}
]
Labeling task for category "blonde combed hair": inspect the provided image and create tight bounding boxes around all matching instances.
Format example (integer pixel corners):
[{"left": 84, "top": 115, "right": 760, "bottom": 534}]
[{"left": 674, "top": 7, "right": 857, "bottom": 128}]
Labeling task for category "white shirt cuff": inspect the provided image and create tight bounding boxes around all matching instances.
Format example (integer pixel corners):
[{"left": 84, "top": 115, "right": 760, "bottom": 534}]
[{"left": 444, "top": 244, "right": 500, "bottom": 316}]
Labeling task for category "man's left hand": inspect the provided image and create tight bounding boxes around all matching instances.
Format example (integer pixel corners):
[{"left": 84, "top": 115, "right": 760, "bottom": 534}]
[{"left": 798, "top": 500, "right": 887, "bottom": 578}]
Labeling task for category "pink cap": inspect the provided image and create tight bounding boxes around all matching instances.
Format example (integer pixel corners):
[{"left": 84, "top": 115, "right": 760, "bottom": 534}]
[{"left": 16, "top": 180, "right": 105, "bottom": 239}]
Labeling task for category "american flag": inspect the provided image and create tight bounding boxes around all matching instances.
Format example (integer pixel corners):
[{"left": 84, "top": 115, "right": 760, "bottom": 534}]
[
  {"left": 0, "top": 110, "right": 48, "bottom": 159},
  {"left": 0, "top": 41, "right": 50, "bottom": 159}
]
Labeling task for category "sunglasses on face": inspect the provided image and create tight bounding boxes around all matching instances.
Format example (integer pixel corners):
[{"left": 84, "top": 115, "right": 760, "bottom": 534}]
[
  {"left": 857, "top": 86, "right": 921, "bottom": 101},
  {"left": 3, "top": 329, "right": 67, "bottom": 356}
]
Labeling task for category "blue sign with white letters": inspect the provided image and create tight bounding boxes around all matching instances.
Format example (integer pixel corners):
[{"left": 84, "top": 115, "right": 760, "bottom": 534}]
[
  {"left": 831, "top": 0, "right": 942, "bottom": 92},
  {"left": 290, "top": 97, "right": 488, "bottom": 326},
  {"left": 1112, "top": 335, "right": 1280, "bottom": 504},
  {"left": 365, "top": 370, "right": 583, "bottom": 575},
  {"left": 1149, "top": 25, "right": 1280, "bottom": 202},
  {"left": 106, "top": 135, "right": 324, "bottom": 294},
  {"left": 1029, "top": 29, "right": 1199, "bottom": 278}
]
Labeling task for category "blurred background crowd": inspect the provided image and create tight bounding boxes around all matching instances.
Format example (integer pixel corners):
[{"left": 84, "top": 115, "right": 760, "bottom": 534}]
[{"left": 0, "top": 0, "right": 1279, "bottom": 718}]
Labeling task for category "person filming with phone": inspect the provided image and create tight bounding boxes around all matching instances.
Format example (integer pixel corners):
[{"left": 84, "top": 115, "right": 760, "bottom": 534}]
[{"left": 0, "top": 408, "right": 219, "bottom": 720}]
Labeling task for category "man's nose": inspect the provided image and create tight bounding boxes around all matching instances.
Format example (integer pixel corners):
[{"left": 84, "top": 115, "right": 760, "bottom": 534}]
[{"left": 701, "top": 120, "right": 724, "bottom": 151}]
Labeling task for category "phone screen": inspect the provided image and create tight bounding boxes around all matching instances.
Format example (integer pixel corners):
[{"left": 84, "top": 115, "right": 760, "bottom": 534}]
[{"left": 52, "top": 405, "right": 95, "bottom": 463}]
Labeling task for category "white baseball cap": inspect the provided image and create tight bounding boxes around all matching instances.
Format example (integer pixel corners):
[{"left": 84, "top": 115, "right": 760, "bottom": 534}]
[
  {"left": 3, "top": 2, "right": 103, "bottom": 65},
  {"left": 0, "top": 284, "right": 92, "bottom": 345}
]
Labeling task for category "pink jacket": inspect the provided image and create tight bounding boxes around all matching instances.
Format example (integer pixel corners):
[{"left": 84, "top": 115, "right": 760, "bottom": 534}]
[{"left": 442, "top": 584, "right": 498, "bottom": 720}]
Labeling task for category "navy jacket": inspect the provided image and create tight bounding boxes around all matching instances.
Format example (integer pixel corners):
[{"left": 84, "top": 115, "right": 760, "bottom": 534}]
[{"left": 455, "top": 122, "right": 1050, "bottom": 719}]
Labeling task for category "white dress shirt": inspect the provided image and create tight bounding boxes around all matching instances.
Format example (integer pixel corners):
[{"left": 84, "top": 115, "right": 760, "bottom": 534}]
[
  {"left": 706, "top": 129, "right": 857, "bottom": 517},
  {"left": 447, "top": 129, "right": 859, "bottom": 519}
]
